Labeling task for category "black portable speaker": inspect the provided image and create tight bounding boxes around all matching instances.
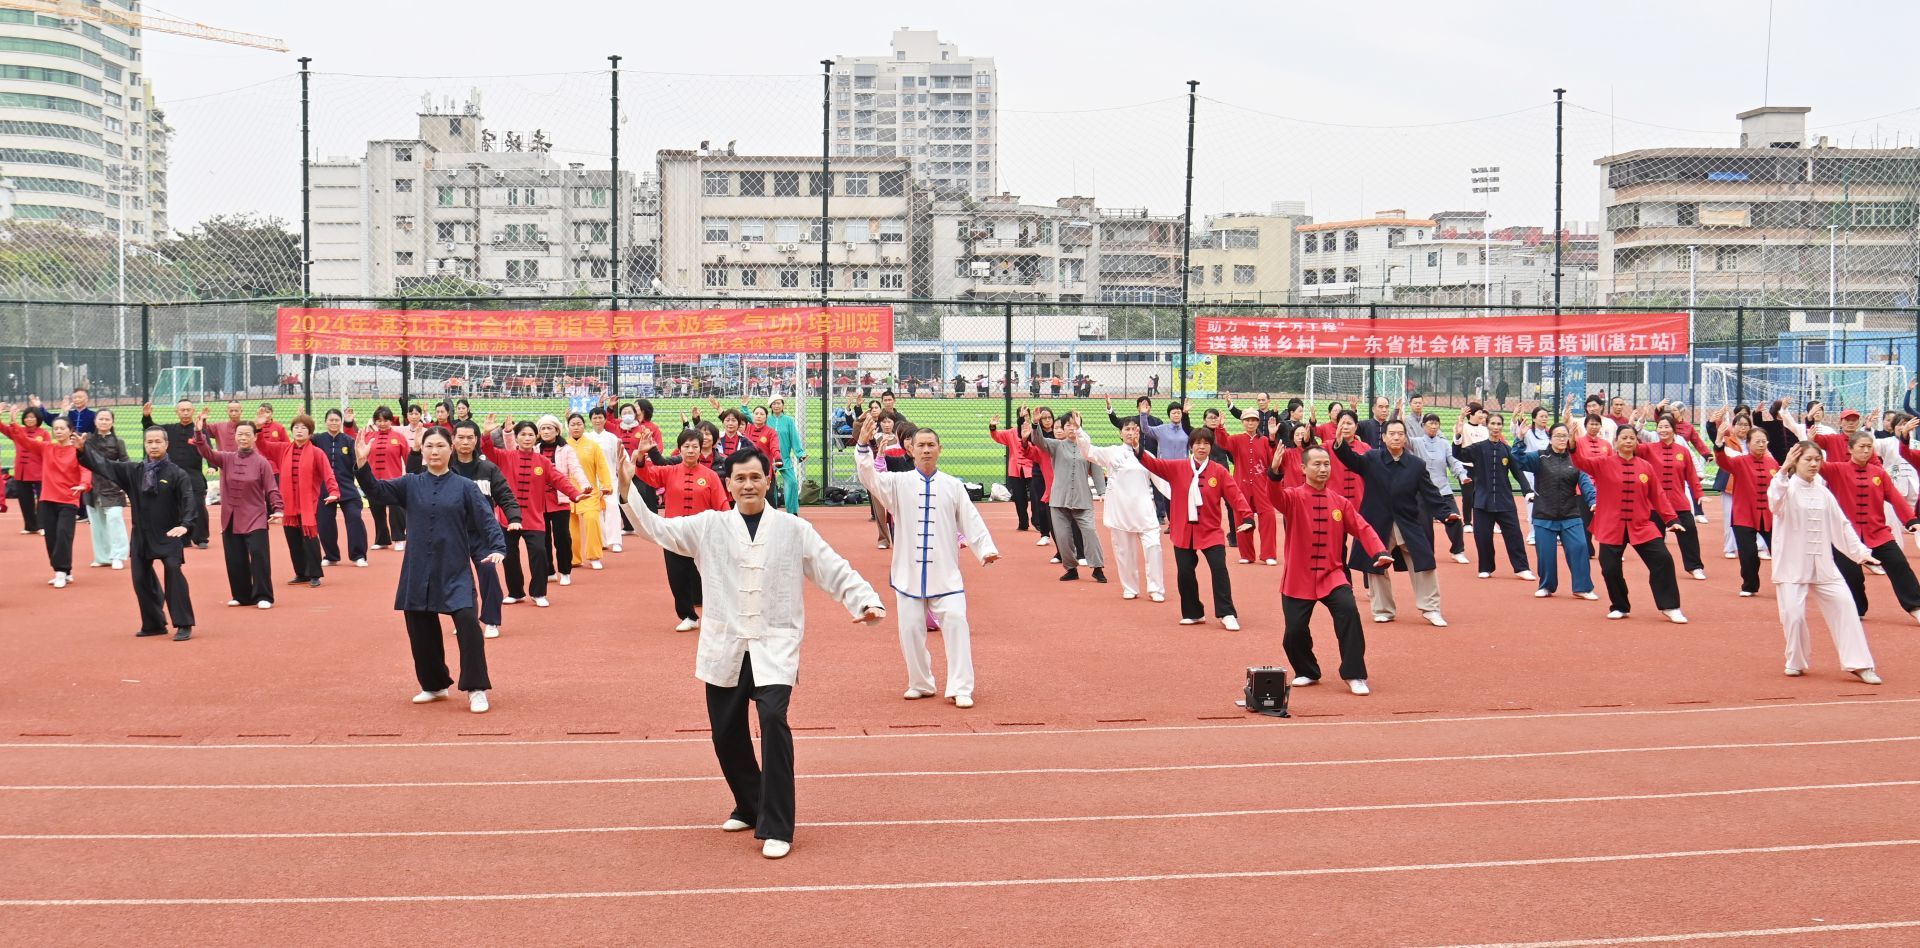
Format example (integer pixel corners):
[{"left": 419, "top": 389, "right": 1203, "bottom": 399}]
[{"left": 1244, "top": 666, "right": 1291, "bottom": 717}]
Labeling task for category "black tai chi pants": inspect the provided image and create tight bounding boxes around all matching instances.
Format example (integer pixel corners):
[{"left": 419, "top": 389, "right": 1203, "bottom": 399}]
[
  {"left": 1669, "top": 509, "right": 1704, "bottom": 573},
  {"left": 544, "top": 510, "right": 573, "bottom": 575},
  {"left": 1006, "top": 475, "right": 1033, "bottom": 531},
  {"left": 132, "top": 540, "right": 195, "bottom": 633},
  {"left": 1734, "top": 526, "right": 1771, "bottom": 595},
  {"left": 282, "top": 526, "right": 325, "bottom": 582},
  {"left": 502, "top": 528, "right": 550, "bottom": 599},
  {"left": 1173, "top": 543, "right": 1236, "bottom": 621},
  {"left": 1472, "top": 508, "right": 1529, "bottom": 574},
  {"left": 184, "top": 470, "right": 210, "bottom": 545},
  {"left": 222, "top": 527, "right": 273, "bottom": 604},
  {"left": 403, "top": 607, "right": 490, "bottom": 693},
  {"left": 1282, "top": 586, "right": 1367, "bottom": 682},
  {"left": 665, "top": 549, "right": 702, "bottom": 621},
  {"left": 1834, "top": 541, "right": 1920, "bottom": 617},
  {"left": 369, "top": 497, "right": 407, "bottom": 547},
  {"left": 1598, "top": 537, "right": 1680, "bottom": 615},
  {"left": 317, "top": 495, "right": 367, "bottom": 563},
  {"left": 705, "top": 653, "right": 796, "bottom": 843},
  {"left": 38, "top": 500, "right": 76, "bottom": 573}
]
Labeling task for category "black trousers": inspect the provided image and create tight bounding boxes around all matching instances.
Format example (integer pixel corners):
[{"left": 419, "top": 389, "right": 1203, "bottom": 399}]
[
  {"left": 317, "top": 495, "right": 368, "bottom": 563},
  {"left": 665, "top": 549, "right": 702, "bottom": 620},
  {"left": 1031, "top": 472, "right": 1052, "bottom": 538},
  {"left": 1006, "top": 476, "right": 1033, "bottom": 531},
  {"left": 1581, "top": 506, "right": 1597, "bottom": 559},
  {"left": 705, "top": 653, "right": 796, "bottom": 843},
  {"left": 1472, "top": 507, "right": 1529, "bottom": 573},
  {"left": 1834, "top": 541, "right": 1920, "bottom": 617},
  {"left": 403, "top": 607, "right": 490, "bottom": 692},
  {"left": 1282, "top": 585, "right": 1367, "bottom": 682},
  {"left": 282, "top": 526, "right": 325, "bottom": 582},
  {"left": 1435, "top": 495, "right": 1466, "bottom": 555},
  {"left": 544, "top": 510, "right": 573, "bottom": 576},
  {"left": 1670, "top": 509, "right": 1704, "bottom": 572},
  {"left": 1599, "top": 537, "right": 1680, "bottom": 614},
  {"left": 1734, "top": 525, "right": 1771, "bottom": 594},
  {"left": 38, "top": 500, "right": 77, "bottom": 573},
  {"left": 473, "top": 557, "right": 504, "bottom": 626},
  {"left": 369, "top": 499, "right": 407, "bottom": 547},
  {"left": 132, "top": 540, "right": 195, "bottom": 632},
  {"left": 14, "top": 479, "right": 41, "bottom": 532},
  {"left": 502, "top": 528, "right": 550, "bottom": 599},
  {"left": 222, "top": 527, "right": 273, "bottom": 604},
  {"left": 184, "top": 470, "right": 210, "bottom": 545},
  {"left": 1459, "top": 478, "right": 1476, "bottom": 527},
  {"left": 1173, "top": 544, "right": 1236, "bottom": 620}
]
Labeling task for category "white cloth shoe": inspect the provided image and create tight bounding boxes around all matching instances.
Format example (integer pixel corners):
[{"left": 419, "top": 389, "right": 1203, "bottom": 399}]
[
  {"left": 1516, "top": 569, "right": 1537, "bottom": 580},
  {"left": 1477, "top": 571, "right": 1492, "bottom": 578},
  {"left": 1148, "top": 592, "right": 1165, "bottom": 602},
  {"left": 394, "top": 541, "right": 406, "bottom": 552},
  {"left": 1576, "top": 591, "right": 1599, "bottom": 600},
  {"left": 412, "top": 689, "right": 448, "bottom": 704},
  {"left": 762, "top": 839, "right": 791, "bottom": 859},
  {"left": 1077, "top": 558, "right": 1089, "bottom": 566},
  {"left": 1533, "top": 588, "right": 1551, "bottom": 598},
  {"left": 256, "top": 600, "right": 272, "bottom": 610},
  {"left": 589, "top": 560, "right": 604, "bottom": 571},
  {"left": 675, "top": 618, "right": 697, "bottom": 632},
  {"left": 1759, "top": 550, "right": 1772, "bottom": 560},
  {"left": 1220, "top": 615, "right": 1241, "bottom": 631},
  {"left": 1606, "top": 610, "right": 1627, "bottom": 619},
  {"left": 1122, "top": 591, "right": 1138, "bottom": 600},
  {"left": 1239, "top": 558, "right": 1254, "bottom": 564},
  {"left": 1724, "top": 551, "right": 1738, "bottom": 559},
  {"left": 502, "top": 597, "right": 518, "bottom": 605},
  {"left": 226, "top": 599, "right": 240, "bottom": 607},
  {"left": 1662, "top": 609, "right": 1688, "bottom": 624},
  {"left": 51, "top": 573, "right": 68, "bottom": 589},
  {"left": 1422, "top": 611, "right": 1447, "bottom": 628},
  {"left": 609, "top": 544, "right": 622, "bottom": 553},
  {"left": 559, "top": 574, "right": 572, "bottom": 586},
  {"left": 355, "top": 558, "right": 369, "bottom": 568},
  {"left": 469, "top": 690, "right": 490, "bottom": 713},
  {"left": 1852, "top": 668, "right": 1884, "bottom": 685},
  {"left": 721, "top": 819, "right": 752, "bottom": 832},
  {"left": 1348, "top": 679, "right": 1371, "bottom": 696},
  {"left": 533, "top": 597, "right": 550, "bottom": 608},
  {"left": 1691, "top": 569, "right": 1708, "bottom": 580},
  {"left": 1784, "top": 667, "right": 1804, "bottom": 677},
  {"left": 953, "top": 695, "right": 975, "bottom": 709},
  {"left": 1290, "top": 676, "right": 1316, "bottom": 687},
  {"left": 1178, "top": 618, "right": 1200, "bottom": 625},
  {"left": 319, "top": 559, "right": 333, "bottom": 568},
  {"left": 483, "top": 624, "right": 500, "bottom": 639},
  {"left": 903, "top": 688, "right": 935, "bottom": 699},
  {"left": 111, "top": 560, "right": 124, "bottom": 570},
  {"left": 1373, "top": 614, "right": 1392, "bottom": 622},
  {"left": 1264, "top": 559, "right": 1278, "bottom": 566},
  {"left": 1036, "top": 535, "right": 1051, "bottom": 546},
  {"left": 1450, "top": 552, "right": 1469, "bottom": 564}
]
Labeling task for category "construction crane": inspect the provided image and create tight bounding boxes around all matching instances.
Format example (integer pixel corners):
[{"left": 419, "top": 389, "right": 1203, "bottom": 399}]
[{"left": 7, "top": 0, "right": 288, "bottom": 52}]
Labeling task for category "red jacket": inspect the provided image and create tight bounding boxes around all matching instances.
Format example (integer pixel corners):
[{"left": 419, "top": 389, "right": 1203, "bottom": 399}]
[
  {"left": 1138, "top": 452, "right": 1251, "bottom": 550},
  {"left": 637, "top": 457, "right": 729, "bottom": 517},
  {"left": 743, "top": 423, "right": 782, "bottom": 467},
  {"left": 990, "top": 426, "right": 1033, "bottom": 478},
  {"left": 1, "top": 423, "right": 88, "bottom": 506},
  {"left": 256, "top": 421, "right": 290, "bottom": 445},
  {"left": 1327, "top": 438, "right": 1367, "bottom": 508},
  {"left": 1026, "top": 427, "right": 1058, "bottom": 500},
  {"left": 1275, "top": 447, "right": 1306, "bottom": 490},
  {"left": 363, "top": 427, "right": 412, "bottom": 480},
  {"left": 1217, "top": 429, "right": 1275, "bottom": 487},
  {"left": 482, "top": 441, "right": 580, "bottom": 530},
  {"left": 1572, "top": 436, "right": 1676, "bottom": 546},
  {"left": 3, "top": 422, "right": 49, "bottom": 481},
  {"left": 255, "top": 439, "right": 340, "bottom": 532},
  {"left": 1673, "top": 420, "right": 1712, "bottom": 455},
  {"left": 1712, "top": 447, "right": 1778, "bottom": 532},
  {"left": 1635, "top": 439, "right": 1702, "bottom": 512},
  {"left": 1271, "top": 483, "right": 1386, "bottom": 600},
  {"left": 1818, "top": 458, "right": 1916, "bottom": 548}
]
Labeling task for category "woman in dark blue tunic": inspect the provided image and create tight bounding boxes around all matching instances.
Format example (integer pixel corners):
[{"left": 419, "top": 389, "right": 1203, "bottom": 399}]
[{"left": 354, "top": 426, "right": 507, "bottom": 713}]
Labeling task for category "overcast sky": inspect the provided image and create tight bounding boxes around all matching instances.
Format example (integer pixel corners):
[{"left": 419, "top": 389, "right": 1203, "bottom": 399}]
[{"left": 146, "top": 0, "right": 1920, "bottom": 232}]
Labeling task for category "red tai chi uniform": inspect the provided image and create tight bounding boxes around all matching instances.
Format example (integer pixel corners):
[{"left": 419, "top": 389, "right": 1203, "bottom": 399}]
[
  {"left": 1573, "top": 436, "right": 1681, "bottom": 616},
  {"left": 482, "top": 439, "right": 580, "bottom": 601},
  {"left": 1217, "top": 428, "right": 1278, "bottom": 563},
  {"left": 256, "top": 439, "right": 340, "bottom": 583},
  {"left": 1271, "top": 481, "right": 1388, "bottom": 684},
  {"left": 1816, "top": 451, "right": 1920, "bottom": 617},
  {"left": 635, "top": 453, "right": 731, "bottom": 622},
  {"left": 1713, "top": 445, "right": 1779, "bottom": 594},
  {"left": 1139, "top": 451, "right": 1251, "bottom": 623}
]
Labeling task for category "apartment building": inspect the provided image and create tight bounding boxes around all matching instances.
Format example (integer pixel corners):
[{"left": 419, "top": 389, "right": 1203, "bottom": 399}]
[
  {"left": 1297, "top": 209, "right": 1595, "bottom": 305},
  {"left": 1188, "top": 202, "right": 1311, "bottom": 304},
  {"left": 1097, "top": 208, "right": 1187, "bottom": 304},
  {"left": 927, "top": 192, "right": 1096, "bottom": 301},
  {"left": 833, "top": 29, "right": 996, "bottom": 193}
]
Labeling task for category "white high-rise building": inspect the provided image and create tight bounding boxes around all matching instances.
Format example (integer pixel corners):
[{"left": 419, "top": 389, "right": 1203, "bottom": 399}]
[
  {"left": 832, "top": 29, "right": 996, "bottom": 194},
  {"left": 0, "top": 6, "right": 170, "bottom": 240}
]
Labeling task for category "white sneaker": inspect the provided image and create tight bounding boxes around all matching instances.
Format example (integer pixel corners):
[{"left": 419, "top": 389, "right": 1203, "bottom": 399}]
[
  {"left": 47, "top": 574, "right": 58, "bottom": 586},
  {"left": 1784, "top": 667, "right": 1804, "bottom": 677},
  {"left": 1037, "top": 536, "right": 1051, "bottom": 546},
  {"left": 111, "top": 560, "right": 124, "bottom": 570},
  {"left": 394, "top": 541, "right": 406, "bottom": 552},
  {"left": 1239, "top": 558, "right": 1254, "bottom": 565},
  {"left": 319, "top": 559, "right": 333, "bottom": 568},
  {"left": 675, "top": 618, "right": 697, "bottom": 632},
  {"left": 1691, "top": 569, "right": 1708, "bottom": 581},
  {"left": 354, "top": 558, "right": 368, "bottom": 568},
  {"left": 1373, "top": 614, "right": 1392, "bottom": 623},
  {"left": 226, "top": 599, "right": 241, "bottom": 607},
  {"left": 589, "top": 560, "right": 604, "bottom": 571},
  {"left": 1290, "top": 676, "right": 1316, "bottom": 687},
  {"left": 483, "top": 624, "right": 500, "bottom": 639},
  {"left": 1696, "top": 514, "right": 1708, "bottom": 524},
  {"left": 1576, "top": 591, "right": 1599, "bottom": 600},
  {"left": 762, "top": 839, "right": 791, "bottom": 859},
  {"left": 371, "top": 543, "right": 386, "bottom": 551},
  {"left": 1740, "top": 590, "right": 1757, "bottom": 597},
  {"left": 548, "top": 573, "right": 559, "bottom": 582},
  {"left": 1662, "top": 609, "right": 1688, "bottom": 624},
  {"left": 257, "top": 600, "right": 273, "bottom": 610},
  {"left": 559, "top": 574, "right": 572, "bottom": 586},
  {"left": 1909, "top": 609, "right": 1920, "bottom": 626},
  {"left": 1724, "top": 551, "right": 1738, "bottom": 559},
  {"left": 1525, "top": 535, "right": 1536, "bottom": 545},
  {"left": 1148, "top": 592, "right": 1165, "bottom": 602},
  {"left": 1477, "top": 571, "right": 1492, "bottom": 579},
  {"left": 533, "top": 597, "right": 550, "bottom": 608},
  {"left": 609, "top": 544, "right": 623, "bottom": 554},
  {"left": 904, "top": 688, "right": 935, "bottom": 699},
  {"left": 1606, "top": 610, "right": 1627, "bottom": 619},
  {"left": 1122, "top": 591, "right": 1138, "bottom": 600},
  {"left": 1516, "top": 569, "right": 1537, "bottom": 580},
  {"left": 1221, "top": 615, "right": 1241, "bottom": 631},
  {"left": 1077, "top": 558, "right": 1089, "bottom": 567},
  {"left": 1852, "top": 668, "right": 1884, "bottom": 685},
  {"left": 501, "top": 597, "right": 519, "bottom": 605},
  {"left": 1178, "top": 618, "right": 1200, "bottom": 625},
  {"left": 1450, "top": 552, "right": 1469, "bottom": 564},
  {"left": 51, "top": 573, "right": 67, "bottom": 589},
  {"left": 1869, "top": 564, "right": 1887, "bottom": 576},
  {"left": 1348, "top": 679, "right": 1371, "bottom": 696},
  {"left": 1422, "top": 611, "right": 1447, "bottom": 628},
  {"left": 412, "top": 689, "right": 448, "bottom": 704},
  {"left": 1264, "top": 559, "right": 1278, "bottom": 566},
  {"left": 1759, "top": 550, "right": 1772, "bottom": 560},
  {"left": 469, "top": 690, "right": 489, "bottom": 713},
  {"left": 1493, "top": 525, "right": 1502, "bottom": 534},
  {"left": 721, "top": 819, "right": 753, "bottom": 832},
  {"left": 1533, "top": 588, "right": 1551, "bottom": 598},
  {"left": 953, "top": 695, "right": 975, "bottom": 709}
]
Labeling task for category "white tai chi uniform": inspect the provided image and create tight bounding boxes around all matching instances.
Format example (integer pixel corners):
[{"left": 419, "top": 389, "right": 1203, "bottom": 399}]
[
  {"left": 1076, "top": 431, "right": 1168, "bottom": 599},
  {"left": 590, "top": 428, "right": 625, "bottom": 546},
  {"left": 856, "top": 448, "right": 997, "bottom": 700},
  {"left": 1769, "top": 471, "right": 1878, "bottom": 673}
]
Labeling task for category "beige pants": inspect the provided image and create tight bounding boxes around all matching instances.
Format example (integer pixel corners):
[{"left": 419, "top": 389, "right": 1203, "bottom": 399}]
[
  {"left": 1367, "top": 524, "right": 1443, "bottom": 619},
  {"left": 1778, "top": 579, "right": 1875, "bottom": 672}
]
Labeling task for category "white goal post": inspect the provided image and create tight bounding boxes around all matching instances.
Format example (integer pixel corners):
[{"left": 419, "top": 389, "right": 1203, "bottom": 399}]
[
  {"left": 1306, "top": 363, "right": 1407, "bottom": 414},
  {"left": 149, "top": 365, "right": 205, "bottom": 405},
  {"left": 1699, "top": 363, "right": 1907, "bottom": 414}
]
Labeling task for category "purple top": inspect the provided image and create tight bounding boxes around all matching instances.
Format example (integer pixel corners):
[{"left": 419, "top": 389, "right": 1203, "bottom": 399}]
[{"left": 194, "top": 434, "right": 283, "bottom": 533}]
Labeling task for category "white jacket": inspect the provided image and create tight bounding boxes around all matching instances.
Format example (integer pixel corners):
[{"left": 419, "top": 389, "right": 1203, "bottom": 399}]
[
  {"left": 1077, "top": 432, "right": 1170, "bottom": 533},
  {"left": 1768, "top": 471, "right": 1875, "bottom": 585},
  {"left": 855, "top": 448, "right": 997, "bottom": 599},
  {"left": 624, "top": 486, "right": 882, "bottom": 687}
]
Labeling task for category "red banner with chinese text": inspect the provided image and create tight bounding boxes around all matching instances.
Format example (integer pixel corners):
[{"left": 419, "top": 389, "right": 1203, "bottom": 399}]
[
  {"left": 1192, "top": 313, "right": 1690, "bottom": 359},
  {"left": 275, "top": 306, "right": 895, "bottom": 357}
]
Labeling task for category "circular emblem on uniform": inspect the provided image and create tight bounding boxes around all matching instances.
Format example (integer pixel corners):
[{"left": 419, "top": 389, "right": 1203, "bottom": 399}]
[
  {"left": 1501, "top": 458, "right": 1509, "bottom": 466},
  {"left": 1332, "top": 509, "right": 1342, "bottom": 522},
  {"left": 1638, "top": 472, "right": 1649, "bottom": 483},
  {"left": 1873, "top": 476, "right": 1883, "bottom": 485},
  {"left": 534, "top": 466, "right": 544, "bottom": 475},
  {"left": 1207, "top": 477, "right": 1218, "bottom": 488},
  {"left": 697, "top": 477, "right": 708, "bottom": 486},
  {"left": 342, "top": 446, "right": 350, "bottom": 455}
]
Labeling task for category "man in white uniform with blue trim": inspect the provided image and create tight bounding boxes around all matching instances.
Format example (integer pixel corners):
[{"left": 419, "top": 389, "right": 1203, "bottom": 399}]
[{"left": 856, "top": 417, "right": 999, "bottom": 708}]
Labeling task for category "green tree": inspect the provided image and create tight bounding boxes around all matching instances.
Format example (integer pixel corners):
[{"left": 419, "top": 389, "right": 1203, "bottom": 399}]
[
  {"left": 158, "top": 213, "right": 302, "bottom": 300},
  {"left": 0, "top": 221, "right": 192, "bottom": 301}
]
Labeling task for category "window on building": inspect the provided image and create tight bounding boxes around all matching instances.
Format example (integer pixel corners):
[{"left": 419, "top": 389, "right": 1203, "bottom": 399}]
[
  {"left": 1343, "top": 266, "right": 1360, "bottom": 283},
  {"left": 773, "top": 172, "right": 800, "bottom": 196},
  {"left": 1343, "top": 230, "right": 1358, "bottom": 251},
  {"left": 1304, "top": 269, "right": 1319, "bottom": 285},
  {"left": 1303, "top": 233, "right": 1317, "bottom": 253},
  {"left": 773, "top": 220, "right": 801, "bottom": 243},
  {"left": 878, "top": 219, "right": 905, "bottom": 242},
  {"left": 394, "top": 251, "right": 414, "bottom": 266},
  {"left": 703, "top": 171, "right": 729, "bottom": 196},
  {"left": 843, "top": 175, "right": 870, "bottom": 196},
  {"left": 394, "top": 146, "right": 414, "bottom": 162},
  {"left": 586, "top": 187, "right": 608, "bottom": 207},
  {"left": 1234, "top": 265, "right": 1256, "bottom": 284},
  {"left": 878, "top": 171, "right": 906, "bottom": 196},
  {"left": 1189, "top": 267, "right": 1203, "bottom": 286},
  {"left": 810, "top": 269, "right": 832, "bottom": 288},
  {"left": 854, "top": 75, "right": 874, "bottom": 89},
  {"left": 1427, "top": 251, "right": 1440, "bottom": 267},
  {"left": 704, "top": 219, "right": 729, "bottom": 242},
  {"left": 437, "top": 222, "right": 457, "bottom": 241},
  {"left": 507, "top": 260, "right": 541, "bottom": 283},
  {"left": 1715, "top": 247, "right": 1739, "bottom": 271},
  {"left": 1675, "top": 248, "right": 1694, "bottom": 270},
  {"left": 738, "top": 172, "right": 765, "bottom": 197},
  {"left": 393, "top": 178, "right": 413, "bottom": 193},
  {"left": 738, "top": 221, "right": 766, "bottom": 242},
  {"left": 436, "top": 186, "right": 455, "bottom": 207},
  {"left": 1606, "top": 204, "right": 1640, "bottom": 229},
  {"left": 1387, "top": 228, "right": 1405, "bottom": 248},
  {"left": 740, "top": 268, "right": 759, "bottom": 287},
  {"left": 704, "top": 266, "right": 726, "bottom": 288},
  {"left": 851, "top": 269, "right": 871, "bottom": 288},
  {"left": 844, "top": 220, "right": 871, "bottom": 242},
  {"left": 1323, "top": 268, "right": 1337, "bottom": 283},
  {"left": 584, "top": 221, "right": 609, "bottom": 242},
  {"left": 808, "top": 172, "right": 827, "bottom": 196},
  {"left": 1221, "top": 230, "right": 1258, "bottom": 249},
  {"left": 393, "top": 215, "right": 415, "bottom": 232},
  {"left": 879, "top": 272, "right": 904, "bottom": 289},
  {"left": 1675, "top": 203, "right": 1698, "bottom": 226},
  {"left": 1211, "top": 265, "right": 1223, "bottom": 284},
  {"left": 779, "top": 270, "right": 800, "bottom": 288},
  {"left": 808, "top": 220, "right": 827, "bottom": 242},
  {"left": 1456, "top": 252, "right": 1468, "bottom": 266}
]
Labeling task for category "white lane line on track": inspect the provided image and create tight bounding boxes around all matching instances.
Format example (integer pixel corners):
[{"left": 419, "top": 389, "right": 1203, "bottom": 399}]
[
  {"left": 1, "top": 839, "right": 1912, "bottom": 907},
  {"left": 1417, "top": 919, "right": 1920, "bottom": 947},
  {"left": 1, "top": 735, "right": 1913, "bottom": 792},
  {"left": 4, "top": 780, "right": 1915, "bottom": 841},
  {"left": 1, "top": 696, "right": 1913, "bottom": 751}
]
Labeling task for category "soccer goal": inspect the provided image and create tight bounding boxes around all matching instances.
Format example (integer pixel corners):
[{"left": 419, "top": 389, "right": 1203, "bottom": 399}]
[
  {"left": 1699, "top": 362, "right": 1906, "bottom": 413},
  {"left": 149, "top": 365, "right": 205, "bottom": 405},
  {"left": 1306, "top": 363, "right": 1406, "bottom": 413}
]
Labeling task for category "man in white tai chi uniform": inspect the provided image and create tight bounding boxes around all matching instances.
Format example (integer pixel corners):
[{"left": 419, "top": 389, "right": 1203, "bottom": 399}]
[
  {"left": 856, "top": 418, "right": 999, "bottom": 708},
  {"left": 621, "top": 445, "right": 885, "bottom": 860},
  {"left": 1077, "top": 417, "right": 1168, "bottom": 602}
]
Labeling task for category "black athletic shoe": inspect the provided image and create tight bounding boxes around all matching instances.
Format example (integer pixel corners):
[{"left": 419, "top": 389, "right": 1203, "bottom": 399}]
[
  {"left": 136, "top": 628, "right": 167, "bottom": 637},
  {"left": 1092, "top": 568, "right": 1107, "bottom": 583},
  {"left": 193, "top": 542, "right": 209, "bottom": 550},
  {"left": 1059, "top": 568, "right": 1079, "bottom": 581},
  {"left": 286, "top": 577, "right": 308, "bottom": 586},
  {"left": 308, "top": 578, "right": 322, "bottom": 588},
  {"left": 172, "top": 628, "right": 192, "bottom": 641}
]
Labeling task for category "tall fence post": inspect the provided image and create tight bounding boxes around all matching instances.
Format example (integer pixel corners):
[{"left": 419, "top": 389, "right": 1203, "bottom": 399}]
[
  {"left": 817, "top": 59, "right": 833, "bottom": 495},
  {"left": 1177, "top": 80, "right": 1198, "bottom": 405},
  {"left": 1735, "top": 305, "right": 1746, "bottom": 408},
  {"left": 398, "top": 298, "right": 412, "bottom": 410},
  {"left": 139, "top": 303, "right": 151, "bottom": 401},
  {"left": 606, "top": 54, "right": 622, "bottom": 399},
  {"left": 1551, "top": 87, "right": 1565, "bottom": 412},
  {"left": 299, "top": 56, "right": 314, "bottom": 416},
  {"left": 1002, "top": 301, "right": 1014, "bottom": 425}
]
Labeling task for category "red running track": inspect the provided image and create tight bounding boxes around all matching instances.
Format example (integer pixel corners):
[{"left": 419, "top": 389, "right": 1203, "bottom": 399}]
[{"left": 2, "top": 504, "right": 1919, "bottom": 943}]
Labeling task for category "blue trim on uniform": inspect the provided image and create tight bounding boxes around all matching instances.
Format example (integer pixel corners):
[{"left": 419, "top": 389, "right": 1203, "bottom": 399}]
[{"left": 917, "top": 469, "right": 936, "bottom": 598}]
